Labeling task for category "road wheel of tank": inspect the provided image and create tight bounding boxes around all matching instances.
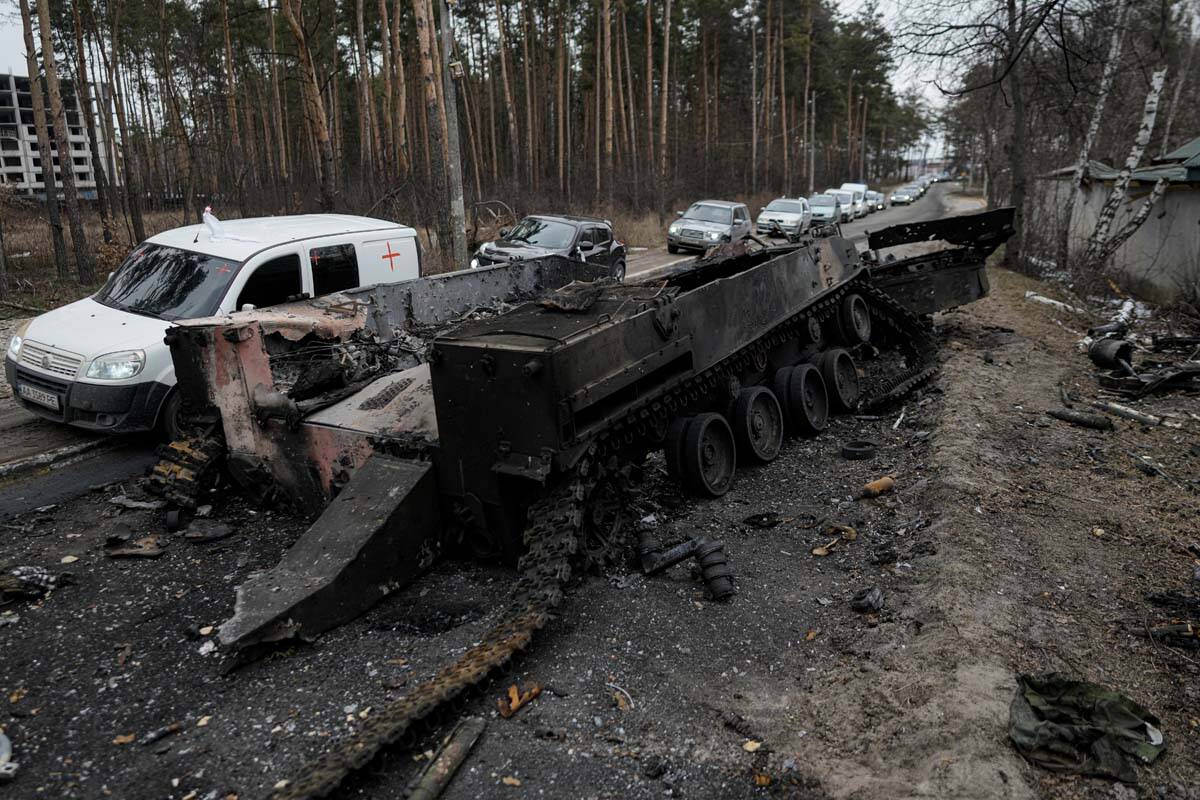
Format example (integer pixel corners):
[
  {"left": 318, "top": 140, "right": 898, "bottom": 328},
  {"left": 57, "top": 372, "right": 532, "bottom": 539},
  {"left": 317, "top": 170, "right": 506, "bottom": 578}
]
[
  {"left": 785, "top": 364, "right": 829, "bottom": 436},
  {"left": 664, "top": 416, "right": 692, "bottom": 481},
  {"left": 817, "top": 348, "right": 861, "bottom": 412},
  {"left": 772, "top": 367, "right": 795, "bottom": 430},
  {"left": 680, "top": 413, "right": 737, "bottom": 497},
  {"left": 732, "top": 387, "right": 784, "bottom": 464},
  {"left": 839, "top": 293, "right": 872, "bottom": 345},
  {"left": 807, "top": 315, "right": 827, "bottom": 349}
]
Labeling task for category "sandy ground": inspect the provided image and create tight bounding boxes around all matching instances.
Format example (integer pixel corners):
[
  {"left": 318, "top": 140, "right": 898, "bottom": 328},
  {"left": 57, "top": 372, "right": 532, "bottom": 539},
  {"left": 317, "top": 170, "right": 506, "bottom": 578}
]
[{"left": 2, "top": 232, "right": 1198, "bottom": 800}]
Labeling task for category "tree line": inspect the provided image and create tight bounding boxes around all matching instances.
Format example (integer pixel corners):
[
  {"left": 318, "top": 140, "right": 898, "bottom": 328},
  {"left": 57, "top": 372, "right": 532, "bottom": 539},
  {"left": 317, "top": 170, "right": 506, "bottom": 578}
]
[{"left": 10, "top": 0, "right": 930, "bottom": 282}]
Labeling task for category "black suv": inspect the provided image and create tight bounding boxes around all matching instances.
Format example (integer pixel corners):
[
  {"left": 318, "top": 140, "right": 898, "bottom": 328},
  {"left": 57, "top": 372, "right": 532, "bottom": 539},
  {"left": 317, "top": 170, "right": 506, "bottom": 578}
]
[{"left": 471, "top": 214, "right": 627, "bottom": 281}]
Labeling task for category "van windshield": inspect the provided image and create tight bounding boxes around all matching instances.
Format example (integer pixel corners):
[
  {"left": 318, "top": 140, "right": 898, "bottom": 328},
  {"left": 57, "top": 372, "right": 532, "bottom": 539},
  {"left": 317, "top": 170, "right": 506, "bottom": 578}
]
[{"left": 95, "top": 243, "right": 241, "bottom": 321}]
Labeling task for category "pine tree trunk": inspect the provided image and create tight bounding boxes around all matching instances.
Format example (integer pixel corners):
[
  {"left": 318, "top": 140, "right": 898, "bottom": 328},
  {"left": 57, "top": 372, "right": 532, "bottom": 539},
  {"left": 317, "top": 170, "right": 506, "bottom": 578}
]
[
  {"left": 602, "top": 0, "right": 613, "bottom": 206},
  {"left": 392, "top": 0, "right": 409, "bottom": 175},
  {"left": 413, "top": 0, "right": 452, "bottom": 266},
  {"left": 657, "top": 0, "right": 670, "bottom": 220},
  {"left": 269, "top": 3, "right": 290, "bottom": 185},
  {"left": 644, "top": 0, "right": 654, "bottom": 182},
  {"left": 99, "top": 0, "right": 146, "bottom": 241},
  {"left": 494, "top": 0, "right": 520, "bottom": 186},
  {"left": 36, "top": 0, "right": 95, "bottom": 282},
  {"left": 19, "top": 0, "right": 67, "bottom": 279},
  {"left": 355, "top": 0, "right": 375, "bottom": 169},
  {"left": 72, "top": 0, "right": 113, "bottom": 244},
  {"left": 280, "top": 0, "right": 336, "bottom": 210},
  {"left": 378, "top": 0, "right": 395, "bottom": 175}
]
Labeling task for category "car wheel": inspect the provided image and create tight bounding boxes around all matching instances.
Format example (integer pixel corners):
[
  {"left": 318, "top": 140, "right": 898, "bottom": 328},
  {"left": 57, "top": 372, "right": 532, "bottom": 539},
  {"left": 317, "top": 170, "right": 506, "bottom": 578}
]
[
  {"left": 668, "top": 244, "right": 680, "bottom": 254},
  {"left": 157, "top": 390, "right": 186, "bottom": 442},
  {"left": 612, "top": 259, "right": 626, "bottom": 282}
]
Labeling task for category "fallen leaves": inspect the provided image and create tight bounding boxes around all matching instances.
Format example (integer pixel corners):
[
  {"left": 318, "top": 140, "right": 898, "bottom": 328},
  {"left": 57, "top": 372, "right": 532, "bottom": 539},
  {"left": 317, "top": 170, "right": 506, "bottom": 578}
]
[
  {"left": 497, "top": 683, "right": 541, "bottom": 719},
  {"left": 112, "top": 733, "right": 136, "bottom": 745},
  {"left": 8, "top": 688, "right": 27, "bottom": 704},
  {"left": 60, "top": 555, "right": 78, "bottom": 564},
  {"left": 742, "top": 739, "right": 763, "bottom": 752},
  {"left": 196, "top": 715, "right": 212, "bottom": 727},
  {"left": 501, "top": 776, "right": 522, "bottom": 786}
]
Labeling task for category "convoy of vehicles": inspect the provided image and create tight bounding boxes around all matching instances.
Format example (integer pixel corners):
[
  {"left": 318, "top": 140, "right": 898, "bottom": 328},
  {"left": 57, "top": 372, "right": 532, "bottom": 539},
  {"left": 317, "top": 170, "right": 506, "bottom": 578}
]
[
  {"left": 470, "top": 214, "right": 627, "bottom": 281},
  {"left": 5, "top": 213, "right": 421, "bottom": 439},
  {"left": 667, "top": 200, "right": 753, "bottom": 253}
]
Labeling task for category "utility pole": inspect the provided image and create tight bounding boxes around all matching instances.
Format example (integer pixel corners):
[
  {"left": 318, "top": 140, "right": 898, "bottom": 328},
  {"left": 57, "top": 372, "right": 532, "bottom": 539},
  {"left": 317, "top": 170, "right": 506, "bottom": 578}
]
[{"left": 439, "top": 0, "right": 468, "bottom": 267}]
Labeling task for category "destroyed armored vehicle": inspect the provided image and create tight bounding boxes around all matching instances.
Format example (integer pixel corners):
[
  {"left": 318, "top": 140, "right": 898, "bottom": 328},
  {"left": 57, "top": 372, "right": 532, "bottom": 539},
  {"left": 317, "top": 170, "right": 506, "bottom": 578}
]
[{"left": 152, "top": 207, "right": 1014, "bottom": 799}]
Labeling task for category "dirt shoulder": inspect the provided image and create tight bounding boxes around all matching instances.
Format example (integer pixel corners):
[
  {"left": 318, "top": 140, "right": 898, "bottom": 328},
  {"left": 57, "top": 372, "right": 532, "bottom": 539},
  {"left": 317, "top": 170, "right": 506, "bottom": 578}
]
[{"left": 0, "top": 266, "right": 1196, "bottom": 799}]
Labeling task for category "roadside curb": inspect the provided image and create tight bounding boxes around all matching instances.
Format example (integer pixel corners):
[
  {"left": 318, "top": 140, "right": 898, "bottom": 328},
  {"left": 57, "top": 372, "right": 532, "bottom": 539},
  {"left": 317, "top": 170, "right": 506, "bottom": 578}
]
[{"left": 0, "top": 438, "right": 113, "bottom": 482}]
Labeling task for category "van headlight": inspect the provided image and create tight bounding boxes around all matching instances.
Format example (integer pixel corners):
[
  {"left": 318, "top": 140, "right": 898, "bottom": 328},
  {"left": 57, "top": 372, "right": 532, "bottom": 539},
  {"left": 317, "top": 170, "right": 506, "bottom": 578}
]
[
  {"left": 86, "top": 350, "right": 145, "bottom": 380},
  {"left": 6, "top": 334, "right": 21, "bottom": 360}
]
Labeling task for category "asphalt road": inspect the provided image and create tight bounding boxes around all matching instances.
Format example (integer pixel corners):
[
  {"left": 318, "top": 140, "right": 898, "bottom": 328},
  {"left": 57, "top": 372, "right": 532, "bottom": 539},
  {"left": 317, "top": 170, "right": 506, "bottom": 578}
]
[{"left": 626, "top": 182, "right": 955, "bottom": 278}]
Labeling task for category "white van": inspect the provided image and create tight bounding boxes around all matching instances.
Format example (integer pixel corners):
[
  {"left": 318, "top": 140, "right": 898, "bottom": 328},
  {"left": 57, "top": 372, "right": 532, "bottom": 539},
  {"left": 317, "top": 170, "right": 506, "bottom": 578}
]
[
  {"left": 840, "top": 182, "right": 870, "bottom": 218},
  {"left": 5, "top": 212, "right": 421, "bottom": 438}
]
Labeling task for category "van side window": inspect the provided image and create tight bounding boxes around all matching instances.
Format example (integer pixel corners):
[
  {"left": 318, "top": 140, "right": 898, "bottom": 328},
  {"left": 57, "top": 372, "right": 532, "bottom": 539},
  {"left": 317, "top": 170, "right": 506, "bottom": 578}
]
[
  {"left": 311, "top": 244, "right": 360, "bottom": 296},
  {"left": 237, "top": 254, "right": 301, "bottom": 310}
]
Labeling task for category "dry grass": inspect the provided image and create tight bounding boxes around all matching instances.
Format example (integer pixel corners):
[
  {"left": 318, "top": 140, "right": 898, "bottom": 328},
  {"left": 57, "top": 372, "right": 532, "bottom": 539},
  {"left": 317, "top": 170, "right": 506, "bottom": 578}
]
[{"left": 2, "top": 205, "right": 180, "bottom": 313}]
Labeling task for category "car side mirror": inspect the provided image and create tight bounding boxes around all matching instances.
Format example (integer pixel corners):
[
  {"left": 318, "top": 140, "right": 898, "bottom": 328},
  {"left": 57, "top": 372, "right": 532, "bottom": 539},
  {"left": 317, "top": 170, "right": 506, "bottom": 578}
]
[
  {"left": 676, "top": 211, "right": 684, "bottom": 218},
  {"left": 499, "top": 227, "right": 510, "bottom": 237}
]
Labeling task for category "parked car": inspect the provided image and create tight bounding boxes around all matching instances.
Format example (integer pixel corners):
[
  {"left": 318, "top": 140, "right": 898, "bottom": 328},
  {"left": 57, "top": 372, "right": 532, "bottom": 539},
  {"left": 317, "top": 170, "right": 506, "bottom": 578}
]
[
  {"left": 865, "top": 190, "right": 887, "bottom": 211},
  {"left": 667, "top": 200, "right": 752, "bottom": 253},
  {"left": 890, "top": 186, "right": 918, "bottom": 205},
  {"left": 808, "top": 194, "right": 844, "bottom": 225},
  {"left": 755, "top": 197, "right": 811, "bottom": 237},
  {"left": 840, "top": 183, "right": 870, "bottom": 217},
  {"left": 826, "top": 190, "right": 855, "bottom": 223},
  {"left": 471, "top": 214, "right": 626, "bottom": 280},
  {"left": 5, "top": 212, "right": 422, "bottom": 439}
]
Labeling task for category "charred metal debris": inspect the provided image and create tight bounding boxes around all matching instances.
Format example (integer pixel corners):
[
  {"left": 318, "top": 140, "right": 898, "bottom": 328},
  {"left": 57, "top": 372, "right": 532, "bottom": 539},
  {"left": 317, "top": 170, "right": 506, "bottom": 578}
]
[
  {"left": 138, "top": 209, "right": 1012, "bottom": 799},
  {"left": 1083, "top": 298, "right": 1200, "bottom": 398}
]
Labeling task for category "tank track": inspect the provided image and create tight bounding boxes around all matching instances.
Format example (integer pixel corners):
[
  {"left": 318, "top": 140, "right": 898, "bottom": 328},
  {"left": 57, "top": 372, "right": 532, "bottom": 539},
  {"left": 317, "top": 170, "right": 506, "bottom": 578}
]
[
  {"left": 270, "top": 449, "right": 599, "bottom": 799},
  {"left": 146, "top": 436, "right": 225, "bottom": 509},
  {"left": 266, "top": 274, "right": 939, "bottom": 798}
]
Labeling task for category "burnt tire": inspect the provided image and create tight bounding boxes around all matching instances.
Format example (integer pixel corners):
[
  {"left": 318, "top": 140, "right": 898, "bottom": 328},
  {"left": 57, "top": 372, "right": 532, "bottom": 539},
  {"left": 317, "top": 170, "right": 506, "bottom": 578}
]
[
  {"left": 839, "top": 293, "right": 872, "bottom": 345},
  {"left": 818, "top": 348, "right": 861, "bottom": 412},
  {"left": 732, "top": 387, "right": 784, "bottom": 464},
  {"left": 664, "top": 416, "right": 692, "bottom": 481},
  {"left": 680, "top": 413, "right": 737, "bottom": 497},
  {"left": 784, "top": 364, "right": 829, "bottom": 437}
]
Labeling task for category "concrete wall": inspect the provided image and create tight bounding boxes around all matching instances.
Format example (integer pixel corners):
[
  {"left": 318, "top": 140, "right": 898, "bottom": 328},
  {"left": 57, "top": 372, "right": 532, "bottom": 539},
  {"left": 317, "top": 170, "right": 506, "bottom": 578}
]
[{"left": 1045, "top": 178, "right": 1200, "bottom": 303}]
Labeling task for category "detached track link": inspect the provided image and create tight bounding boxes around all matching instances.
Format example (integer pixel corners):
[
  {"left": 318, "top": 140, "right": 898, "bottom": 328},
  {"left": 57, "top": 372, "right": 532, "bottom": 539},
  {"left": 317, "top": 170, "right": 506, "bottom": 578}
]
[
  {"left": 146, "top": 436, "right": 225, "bottom": 509},
  {"left": 268, "top": 275, "right": 937, "bottom": 799},
  {"left": 270, "top": 455, "right": 597, "bottom": 800}
]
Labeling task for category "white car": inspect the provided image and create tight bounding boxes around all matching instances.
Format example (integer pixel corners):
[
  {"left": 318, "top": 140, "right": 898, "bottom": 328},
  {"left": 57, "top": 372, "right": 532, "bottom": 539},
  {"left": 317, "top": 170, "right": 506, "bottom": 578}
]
[
  {"left": 755, "top": 198, "right": 812, "bottom": 237},
  {"left": 5, "top": 212, "right": 421, "bottom": 438}
]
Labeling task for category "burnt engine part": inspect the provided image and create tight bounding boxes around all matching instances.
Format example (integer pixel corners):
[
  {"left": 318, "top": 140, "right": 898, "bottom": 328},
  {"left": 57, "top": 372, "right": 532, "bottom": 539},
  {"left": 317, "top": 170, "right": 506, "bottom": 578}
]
[{"left": 638, "top": 535, "right": 736, "bottom": 601}]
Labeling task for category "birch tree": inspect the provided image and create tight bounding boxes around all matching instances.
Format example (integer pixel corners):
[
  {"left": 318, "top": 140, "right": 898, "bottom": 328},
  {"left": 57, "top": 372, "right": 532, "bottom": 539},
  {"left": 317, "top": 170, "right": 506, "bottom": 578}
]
[
  {"left": 1083, "top": 67, "right": 1169, "bottom": 270},
  {"left": 1056, "top": 0, "right": 1129, "bottom": 269}
]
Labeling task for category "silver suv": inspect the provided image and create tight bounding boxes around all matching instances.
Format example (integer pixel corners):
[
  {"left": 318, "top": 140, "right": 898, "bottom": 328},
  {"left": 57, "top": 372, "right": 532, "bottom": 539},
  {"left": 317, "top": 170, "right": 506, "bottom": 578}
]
[{"left": 667, "top": 200, "right": 752, "bottom": 254}]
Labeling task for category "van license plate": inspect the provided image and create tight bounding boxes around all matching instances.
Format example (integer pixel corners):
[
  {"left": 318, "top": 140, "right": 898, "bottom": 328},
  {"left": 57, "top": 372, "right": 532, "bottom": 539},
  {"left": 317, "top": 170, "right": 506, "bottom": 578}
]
[{"left": 18, "top": 383, "right": 60, "bottom": 411}]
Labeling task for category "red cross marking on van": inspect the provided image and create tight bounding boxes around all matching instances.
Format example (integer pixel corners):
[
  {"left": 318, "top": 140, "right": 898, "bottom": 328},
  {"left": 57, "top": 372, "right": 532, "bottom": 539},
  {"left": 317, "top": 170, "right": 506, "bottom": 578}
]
[{"left": 381, "top": 242, "right": 402, "bottom": 271}]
